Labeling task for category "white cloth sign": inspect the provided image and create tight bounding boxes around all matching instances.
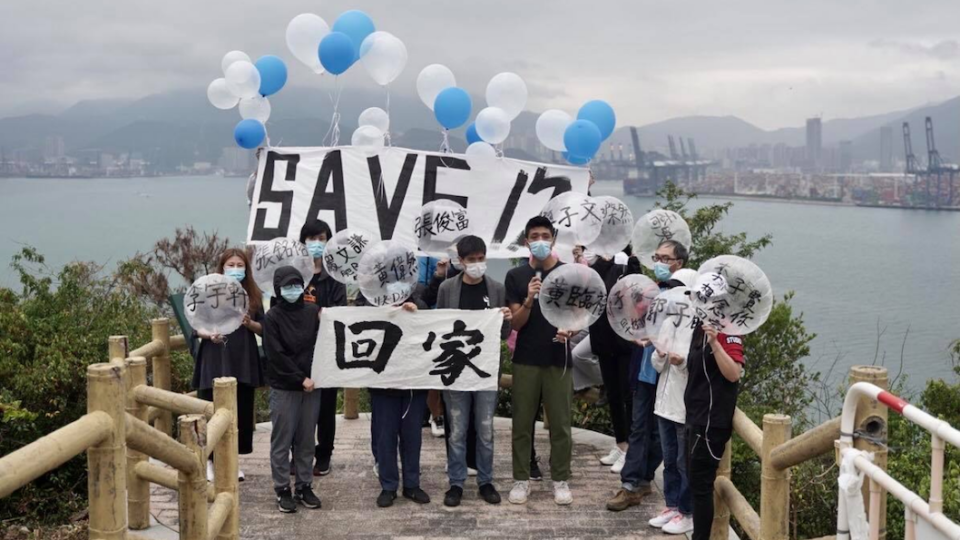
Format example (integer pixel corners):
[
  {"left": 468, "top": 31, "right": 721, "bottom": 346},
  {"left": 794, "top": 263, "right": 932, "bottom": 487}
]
[
  {"left": 247, "top": 146, "right": 590, "bottom": 258},
  {"left": 313, "top": 306, "right": 504, "bottom": 391}
]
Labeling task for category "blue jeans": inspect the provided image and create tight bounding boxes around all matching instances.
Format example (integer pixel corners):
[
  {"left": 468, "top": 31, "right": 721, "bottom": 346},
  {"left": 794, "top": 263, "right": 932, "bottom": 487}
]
[
  {"left": 658, "top": 416, "right": 692, "bottom": 515},
  {"left": 620, "top": 381, "right": 662, "bottom": 491},
  {"left": 443, "top": 390, "right": 497, "bottom": 488},
  {"left": 370, "top": 391, "right": 428, "bottom": 492}
]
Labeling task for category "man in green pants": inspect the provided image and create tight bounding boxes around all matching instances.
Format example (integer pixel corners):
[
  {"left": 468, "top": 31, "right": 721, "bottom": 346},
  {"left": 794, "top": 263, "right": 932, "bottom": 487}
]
[{"left": 504, "top": 215, "right": 574, "bottom": 506}]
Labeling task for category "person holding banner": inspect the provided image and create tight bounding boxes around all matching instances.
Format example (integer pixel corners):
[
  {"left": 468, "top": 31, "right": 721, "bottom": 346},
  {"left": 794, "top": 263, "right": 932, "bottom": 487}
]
[
  {"left": 435, "top": 235, "right": 513, "bottom": 507},
  {"left": 505, "top": 216, "right": 575, "bottom": 506}
]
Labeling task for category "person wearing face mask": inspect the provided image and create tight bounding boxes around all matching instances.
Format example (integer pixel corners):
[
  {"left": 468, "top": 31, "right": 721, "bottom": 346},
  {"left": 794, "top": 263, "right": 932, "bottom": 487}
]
[
  {"left": 435, "top": 236, "right": 513, "bottom": 507},
  {"left": 192, "top": 248, "right": 264, "bottom": 483},
  {"left": 262, "top": 266, "right": 322, "bottom": 514},
  {"left": 297, "top": 220, "right": 347, "bottom": 477}
]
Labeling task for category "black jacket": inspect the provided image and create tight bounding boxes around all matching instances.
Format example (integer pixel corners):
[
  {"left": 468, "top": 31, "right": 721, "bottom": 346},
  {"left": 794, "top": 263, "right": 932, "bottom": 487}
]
[
  {"left": 589, "top": 256, "right": 640, "bottom": 358},
  {"left": 262, "top": 266, "right": 321, "bottom": 391}
]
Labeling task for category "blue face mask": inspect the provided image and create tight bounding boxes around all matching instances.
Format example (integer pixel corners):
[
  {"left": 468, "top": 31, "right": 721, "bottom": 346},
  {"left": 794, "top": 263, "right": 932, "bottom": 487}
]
[
  {"left": 306, "top": 240, "right": 326, "bottom": 259},
  {"left": 653, "top": 262, "right": 673, "bottom": 282},
  {"left": 224, "top": 268, "right": 245, "bottom": 282},
  {"left": 280, "top": 284, "right": 304, "bottom": 303},
  {"left": 529, "top": 241, "right": 552, "bottom": 261}
]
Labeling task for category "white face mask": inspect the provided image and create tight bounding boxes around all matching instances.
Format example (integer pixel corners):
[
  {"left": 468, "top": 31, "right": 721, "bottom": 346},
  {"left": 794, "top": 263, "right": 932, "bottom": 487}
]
[{"left": 464, "top": 262, "right": 487, "bottom": 279}]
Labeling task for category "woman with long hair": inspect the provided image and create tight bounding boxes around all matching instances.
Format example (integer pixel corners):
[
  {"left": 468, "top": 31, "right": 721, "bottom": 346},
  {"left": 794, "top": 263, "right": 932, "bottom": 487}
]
[{"left": 193, "top": 247, "right": 264, "bottom": 481}]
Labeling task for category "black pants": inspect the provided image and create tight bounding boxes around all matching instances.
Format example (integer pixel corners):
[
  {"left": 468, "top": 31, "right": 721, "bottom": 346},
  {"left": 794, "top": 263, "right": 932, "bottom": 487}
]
[
  {"left": 198, "top": 383, "right": 256, "bottom": 455},
  {"left": 686, "top": 424, "right": 733, "bottom": 540},
  {"left": 598, "top": 352, "right": 633, "bottom": 444},
  {"left": 314, "top": 387, "right": 339, "bottom": 461}
]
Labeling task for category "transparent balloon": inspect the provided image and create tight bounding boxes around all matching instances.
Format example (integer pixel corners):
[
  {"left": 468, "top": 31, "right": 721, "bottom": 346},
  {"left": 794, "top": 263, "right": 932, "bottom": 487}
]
[
  {"left": 606, "top": 274, "right": 660, "bottom": 341},
  {"left": 536, "top": 109, "right": 573, "bottom": 152},
  {"left": 322, "top": 228, "right": 377, "bottom": 284},
  {"left": 671, "top": 268, "right": 699, "bottom": 288},
  {"left": 465, "top": 142, "right": 496, "bottom": 159},
  {"left": 351, "top": 125, "right": 385, "bottom": 156},
  {"left": 360, "top": 32, "right": 407, "bottom": 86},
  {"left": 416, "top": 64, "right": 456, "bottom": 111},
  {"left": 225, "top": 61, "right": 262, "bottom": 99},
  {"left": 538, "top": 264, "right": 607, "bottom": 331},
  {"left": 416, "top": 200, "right": 471, "bottom": 258},
  {"left": 221, "top": 50, "right": 251, "bottom": 74},
  {"left": 486, "top": 72, "right": 528, "bottom": 120},
  {"left": 587, "top": 196, "right": 634, "bottom": 258},
  {"left": 184, "top": 274, "right": 249, "bottom": 336},
  {"left": 286, "top": 14, "right": 330, "bottom": 74},
  {"left": 540, "top": 192, "right": 603, "bottom": 263},
  {"left": 207, "top": 79, "right": 239, "bottom": 110},
  {"left": 250, "top": 238, "right": 314, "bottom": 295},
  {"left": 358, "top": 107, "right": 389, "bottom": 133},
  {"left": 357, "top": 240, "right": 419, "bottom": 306},
  {"left": 475, "top": 107, "right": 511, "bottom": 145},
  {"left": 239, "top": 95, "right": 271, "bottom": 123},
  {"left": 645, "top": 287, "right": 697, "bottom": 356},
  {"left": 631, "top": 209, "right": 692, "bottom": 269},
  {"left": 693, "top": 255, "right": 773, "bottom": 336}
]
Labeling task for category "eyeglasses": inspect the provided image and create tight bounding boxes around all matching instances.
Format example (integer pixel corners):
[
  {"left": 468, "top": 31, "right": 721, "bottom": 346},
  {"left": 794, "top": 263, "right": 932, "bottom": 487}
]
[{"left": 652, "top": 254, "right": 678, "bottom": 263}]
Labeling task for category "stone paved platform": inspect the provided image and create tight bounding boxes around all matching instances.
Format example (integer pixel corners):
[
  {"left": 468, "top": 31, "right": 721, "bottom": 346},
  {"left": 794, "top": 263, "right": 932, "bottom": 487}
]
[{"left": 147, "top": 415, "right": 677, "bottom": 539}]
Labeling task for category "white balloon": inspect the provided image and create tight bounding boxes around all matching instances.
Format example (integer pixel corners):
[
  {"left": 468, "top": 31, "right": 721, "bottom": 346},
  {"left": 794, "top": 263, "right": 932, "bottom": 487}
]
[
  {"left": 360, "top": 32, "right": 408, "bottom": 86},
  {"left": 221, "top": 50, "right": 251, "bottom": 75},
  {"left": 631, "top": 209, "right": 692, "bottom": 270},
  {"left": 357, "top": 240, "right": 419, "bottom": 306},
  {"left": 250, "top": 238, "right": 314, "bottom": 295},
  {"left": 606, "top": 274, "right": 661, "bottom": 341},
  {"left": 225, "top": 61, "right": 261, "bottom": 99},
  {"left": 358, "top": 107, "right": 390, "bottom": 133},
  {"left": 184, "top": 274, "right": 249, "bottom": 336},
  {"left": 238, "top": 95, "right": 271, "bottom": 123},
  {"left": 671, "top": 269, "right": 699, "bottom": 288},
  {"left": 465, "top": 142, "right": 497, "bottom": 159},
  {"left": 286, "top": 13, "right": 330, "bottom": 74},
  {"left": 693, "top": 256, "right": 774, "bottom": 336},
  {"left": 475, "top": 107, "right": 511, "bottom": 145},
  {"left": 416, "top": 64, "right": 456, "bottom": 111},
  {"left": 351, "top": 125, "right": 385, "bottom": 156},
  {"left": 587, "top": 196, "right": 633, "bottom": 258},
  {"left": 207, "top": 78, "right": 239, "bottom": 110},
  {"left": 416, "top": 200, "right": 471, "bottom": 257},
  {"left": 647, "top": 287, "right": 698, "bottom": 356},
  {"left": 322, "top": 229, "right": 377, "bottom": 284},
  {"left": 486, "top": 72, "right": 527, "bottom": 120},
  {"left": 540, "top": 193, "right": 604, "bottom": 263},
  {"left": 539, "top": 264, "right": 608, "bottom": 331},
  {"left": 536, "top": 109, "right": 573, "bottom": 152}
]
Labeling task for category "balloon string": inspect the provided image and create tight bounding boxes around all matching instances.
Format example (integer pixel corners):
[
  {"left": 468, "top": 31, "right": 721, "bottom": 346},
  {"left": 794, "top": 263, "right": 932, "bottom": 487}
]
[
  {"left": 323, "top": 77, "right": 343, "bottom": 147},
  {"left": 440, "top": 128, "right": 451, "bottom": 154},
  {"left": 496, "top": 143, "right": 505, "bottom": 159},
  {"left": 384, "top": 86, "right": 393, "bottom": 147}
]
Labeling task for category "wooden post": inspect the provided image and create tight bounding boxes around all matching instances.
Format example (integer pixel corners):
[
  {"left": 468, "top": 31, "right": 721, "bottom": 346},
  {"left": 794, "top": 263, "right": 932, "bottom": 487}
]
[
  {"left": 126, "top": 357, "right": 150, "bottom": 530},
  {"left": 760, "top": 414, "right": 791, "bottom": 540},
  {"left": 178, "top": 414, "right": 208, "bottom": 540},
  {"left": 108, "top": 335, "right": 128, "bottom": 365},
  {"left": 152, "top": 318, "right": 173, "bottom": 436},
  {"left": 343, "top": 388, "right": 359, "bottom": 420},
  {"left": 850, "top": 365, "right": 889, "bottom": 540},
  {"left": 86, "top": 363, "right": 128, "bottom": 540},
  {"left": 710, "top": 440, "right": 733, "bottom": 540},
  {"left": 213, "top": 378, "right": 239, "bottom": 540}
]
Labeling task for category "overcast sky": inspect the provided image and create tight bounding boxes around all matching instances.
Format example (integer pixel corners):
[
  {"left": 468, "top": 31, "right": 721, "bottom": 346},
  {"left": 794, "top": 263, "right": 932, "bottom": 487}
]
[{"left": 1, "top": 1, "right": 958, "bottom": 129}]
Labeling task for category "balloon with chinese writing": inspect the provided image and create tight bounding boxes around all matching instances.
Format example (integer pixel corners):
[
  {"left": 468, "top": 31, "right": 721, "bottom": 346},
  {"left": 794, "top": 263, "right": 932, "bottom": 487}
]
[
  {"left": 322, "top": 228, "right": 376, "bottom": 284},
  {"left": 184, "top": 274, "right": 249, "bottom": 336},
  {"left": 693, "top": 255, "right": 773, "bottom": 336},
  {"left": 416, "top": 200, "right": 471, "bottom": 258},
  {"left": 357, "top": 240, "right": 419, "bottom": 306},
  {"left": 540, "top": 192, "right": 603, "bottom": 263},
  {"left": 538, "top": 264, "right": 607, "bottom": 331},
  {"left": 631, "top": 209, "right": 692, "bottom": 270},
  {"left": 645, "top": 286, "right": 697, "bottom": 356},
  {"left": 605, "top": 274, "right": 660, "bottom": 341},
  {"left": 587, "top": 196, "right": 634, "bottom": 258},
  {"left": 250, "top": 238, "right": 314, "bottom": 295}
]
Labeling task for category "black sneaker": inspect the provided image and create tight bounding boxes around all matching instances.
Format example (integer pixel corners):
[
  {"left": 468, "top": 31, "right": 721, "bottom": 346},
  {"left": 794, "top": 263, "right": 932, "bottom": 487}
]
[
  {"left": 313, "top": 455, "right": 331, "bottom": 477},
  {"left": 443, "top": 486, "right": 463, "bottom": 507},
  {"left": 294, "top": 486, "right": 321, "bottom": 509},
  {"left": 402, "top": 487, "right": 431, "bottom": 504},
  {"left": 376, "top": 489, "right": 397, "bottom": 508},
  {"left": 276, "top": 488, "right": 297, "bottom": 513},
  {"left": 478, "top": 483, "right": 502, "bottom": 505},
  {"left": 434, "top": 415, "right": 445, "bottom": 429},
  {"left": 529, "top": 457, "right": 543, "bottom": 481}
]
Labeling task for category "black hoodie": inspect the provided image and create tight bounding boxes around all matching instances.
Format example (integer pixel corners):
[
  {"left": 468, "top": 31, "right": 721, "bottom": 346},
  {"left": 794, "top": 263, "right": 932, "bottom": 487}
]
[{"left": 262, "top": 266, "right": 321, "bottom": 391}]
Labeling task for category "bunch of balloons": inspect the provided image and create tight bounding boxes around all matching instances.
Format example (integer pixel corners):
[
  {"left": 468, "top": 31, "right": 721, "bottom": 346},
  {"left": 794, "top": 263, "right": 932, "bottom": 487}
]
[
  {"left": 417, "top": 64, "right": 470, "bottom": 134},
  {"left": 208, "top": 50, "right": 289, "bottom": 150},
  {"left": 535, "top": 100, "right": 617, "bottom": 165},
  {"left": 464, "top": 72, "right": 528, "bottom": 158}
]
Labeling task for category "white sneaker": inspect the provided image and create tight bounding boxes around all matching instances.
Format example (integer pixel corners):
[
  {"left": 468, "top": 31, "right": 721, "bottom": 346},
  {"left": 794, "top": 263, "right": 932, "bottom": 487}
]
[
  {"left": 430, "top": 417, "right": 444, "bottom": 438},
  {"left": 649, "top": 507, "right": 679, "bottom": 528},
  {"left": 662, "top": 513, "right": 694, "bottom": 534},
  {"left": 237, "top": 469, "right": 245, "bottom": 482},
  {"left": 553, "top": 481, "right": 573, "bottom": 505},
  {"left": 206, "top": 460, "right": 214, "bottom": 482},
  {"left": 509, "top": 481, "right": 530, "bottom": 504},
  {"left": 610, "top": 452, "right": 627, "bottom": 474},
  {"left": 599, "top": 447, "right": 623, "bottom": 466},
  {"left": 467, "top": 467, "right": 478, "bottom": 477}
]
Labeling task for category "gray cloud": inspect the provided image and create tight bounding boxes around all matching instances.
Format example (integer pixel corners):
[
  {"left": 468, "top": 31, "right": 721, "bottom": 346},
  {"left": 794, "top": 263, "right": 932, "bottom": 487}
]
[{"left": 871, "top": 38, "right": 960, "bottom": 60}]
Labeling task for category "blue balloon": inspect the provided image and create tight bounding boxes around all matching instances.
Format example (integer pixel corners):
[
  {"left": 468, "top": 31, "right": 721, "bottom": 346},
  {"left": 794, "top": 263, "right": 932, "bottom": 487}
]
[
  {"left": 577, "top": 100, "right": 617, "bottom": 141},
  {"left": 465, "top": 123, "right": 483, "bottom": 144},
  {"left": 434, "top": 87, "right": 472, "bottom": 130},
  {"left": 332, "top": 10, "right": 376, "bottom": 60},
  {"left": 234, "top": 119, "right": 265, "bottom": 149},
  {"left": 319, "top": 32, "right": 356, "bottom": 75},
  {"left": 563, "top": 151, "right": 591, "bottom": 166},
  {"left": 564, "top": 120, "right": 602, "bottom": 159},
  {"left": 255, "top": 55, "right": 287, "bottom": 96}
]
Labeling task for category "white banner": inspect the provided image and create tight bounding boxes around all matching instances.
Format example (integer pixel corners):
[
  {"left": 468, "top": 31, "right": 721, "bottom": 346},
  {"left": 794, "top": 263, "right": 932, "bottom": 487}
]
[
  {"left": 313, "top": 306, "right": 504, "bottom": 391},
  {"left": 247, "top": 146, "right": 590, "bottom": 258}
]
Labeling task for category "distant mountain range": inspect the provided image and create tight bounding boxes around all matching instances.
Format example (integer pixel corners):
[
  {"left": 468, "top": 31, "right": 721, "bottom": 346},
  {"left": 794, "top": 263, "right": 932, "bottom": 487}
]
[{"left": 1, "top": 85, "right": 957, "bottom": 169}]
